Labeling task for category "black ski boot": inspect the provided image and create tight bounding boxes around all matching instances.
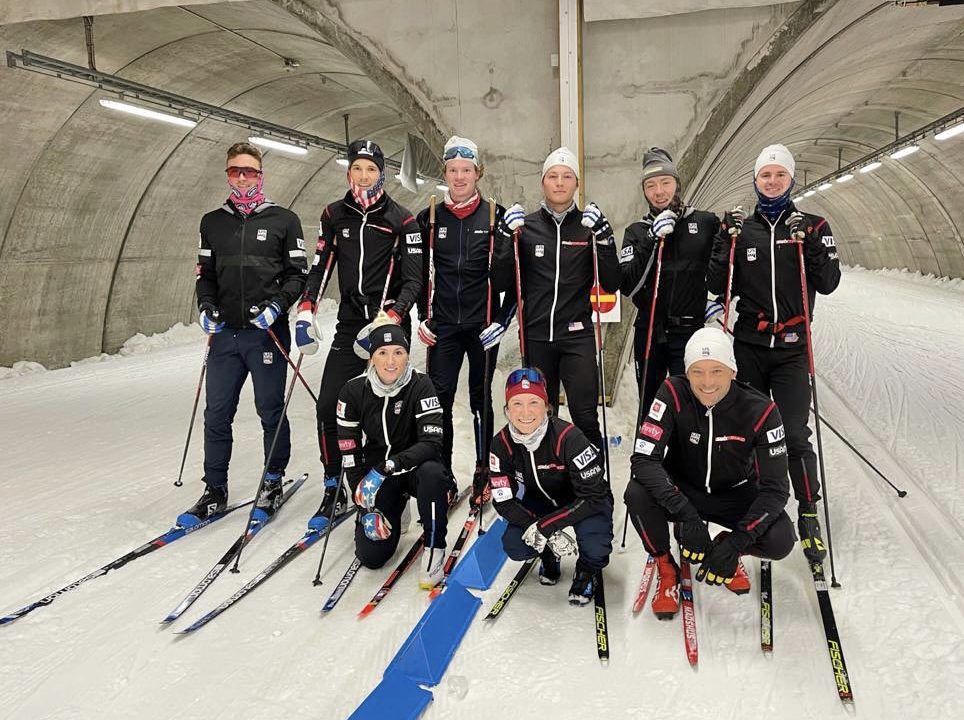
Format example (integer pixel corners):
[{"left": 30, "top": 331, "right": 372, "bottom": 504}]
[
  {"left": 568, "top": 566, "right": 596, "bottom": 606},
  {"left": 253, "top": 471, "right": 283, "bottom": 522},
  {"left": 177, "top": 482, "right": 227, "bottom": 528},
  {"left": 798, "top": 503, "right": 827, "bottom": 562},
  {"left": 538, "top": 549, "right": 562, "bottom": 586}
]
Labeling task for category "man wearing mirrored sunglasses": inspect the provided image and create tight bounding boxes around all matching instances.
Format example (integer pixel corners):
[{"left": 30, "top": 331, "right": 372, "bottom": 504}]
[{"left": 182, "top": 141, "right": 307, "bottom": 524}]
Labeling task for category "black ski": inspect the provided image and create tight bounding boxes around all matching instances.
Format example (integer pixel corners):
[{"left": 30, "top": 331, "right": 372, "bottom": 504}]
[
  {"left": 484, "top": 557, "right": 536, "bottom": 620},
  {"left": 322, "top": 557, "right": 362, "bottom": 613},
  {"left": 0, "top": 493, "right": 257, "bottom": 626},
  {"left": 594, "top": 570, "right": 610, "bottom": 661},
  {"left": 161, "top": 474, "right": 308, "bottom": 624},
  {"left": 810, "top": 559, "right": 854, "bottom": 703},
  {"left": 760, "top": 559, "right": 773, "bottom": 653}
]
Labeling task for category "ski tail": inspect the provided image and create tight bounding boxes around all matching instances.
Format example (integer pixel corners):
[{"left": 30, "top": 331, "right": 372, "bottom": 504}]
[
  {"left": 594, "top": 570, "right": 610, "bottom": 661},
  {"left": 811, "top": 560, "right": 854, "bottom": 703},
  {"left": 631, "top": 555, "right": 657, "bottom": 614},
  {"left": 485, "top": 557, "right": 537, "bottom": 620},
  {"left": 322, "top": 557, "right": 363, "bottom": 613},
  {"left": 760, "top": 559, "right": 773, "bottom": 653},
  {"left": 680, "top": 560, "right": 698, "bottom": 667}
]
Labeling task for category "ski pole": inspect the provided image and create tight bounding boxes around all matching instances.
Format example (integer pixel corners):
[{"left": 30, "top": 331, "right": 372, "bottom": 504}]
[
  {"left": 173, "top": 334, "right": 213, "bottom": 487},
  {"left": 379, "top": 237, "right": 401, "bottom": 312},
  {"left": 230, "top": 351, "right": 304, "bottom": 573},
  {"left": 425, "top": 196, "right": 437, "bottom": 373},
  {"left": 512, "top": 228, "right": 527, "bottom": 365},
  {"left": 267, "top": 327, "right": 319, "bottom": 404},
  {"left": 477, "top": 198, "right": 498, "bottom": 536},
  {"left": 790, "top": 214, "right": 840, "bottom": 587},
  {"left": 622, "top": 235, "right": 665, "bottom": 550},
  {"left": 812, "top": 407, "right": 907, "bottom": 497},
  {"left": 722, "top": 207, "right": 743, "bottom": 331},
  {"left": 311, "top": 471, "right": 349, "bottom": 586},
  {"left": 584, "top": 212, "right": 613, "bottom": 500}
]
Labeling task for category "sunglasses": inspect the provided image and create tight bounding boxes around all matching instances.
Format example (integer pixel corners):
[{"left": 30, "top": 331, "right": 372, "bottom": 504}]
[
  {"left": 507, "top": 368, "right": 546, "bottom": 386},
  {"left": 226, "top": 166, "right": 262, "bottom": 179},
  {"left": 443, "top": 146, "right": 478, "bottom": 161}
]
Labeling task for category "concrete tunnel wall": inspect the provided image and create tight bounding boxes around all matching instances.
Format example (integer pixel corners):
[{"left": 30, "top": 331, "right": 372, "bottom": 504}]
[{"left": 1, "top": 0, "right": 963, "bottom": 369}]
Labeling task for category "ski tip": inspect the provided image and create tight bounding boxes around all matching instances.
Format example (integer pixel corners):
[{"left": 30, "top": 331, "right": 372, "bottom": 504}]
[{"left": 357, "top": 604, "right": 375, "bottom": 619}]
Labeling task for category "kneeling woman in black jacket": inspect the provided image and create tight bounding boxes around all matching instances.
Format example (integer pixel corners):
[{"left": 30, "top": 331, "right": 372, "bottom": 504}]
[
  {"left": 489, "top": 368, "right": 613, "bottom": 606},
  {"left": 336, "top": 322, "right": 455, "bottom": 589}
]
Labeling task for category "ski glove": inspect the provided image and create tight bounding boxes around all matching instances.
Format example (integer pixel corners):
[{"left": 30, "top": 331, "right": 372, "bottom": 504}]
[
  {"left": 354, "top": 466, "right": 390, "bottom": 510},
  {"left": 521, "top": 522, "right": 548, "bottom": 553},
  {"left": 704, "top": 298, "right": 725, "bottom": 325},
  {"left": 361, "top": 510, "right": 393, "bottom": 541},
  {"left": 695, "top": 531, "right": 752, "bottom": 586},
  {"left": 652, "top": 209, "right": 677, "bottom": 239},
  {"left": 417, "top": 319, "right": 437, "bottom": 347},
  {"left": 501, "top": 203, "right": 525, "bottom": 234},
  {"left": 785, "top": 211, "right": 806, "bottom": 241},
  {"left": 249, "top": 302, "right": 281, "bottom": 330},
  {"left": 294, "top": 300, "right": 321, "bottom": 355},
  {"left": 353, "top": 309, "right": 402, "bottom": 359},
  {"left": 199, "top": 303, "right": 225, "bottom": 335},
  {"left": 479, "top": 321, "right": 507, "bottom": 351},
  {"left": 675, "top": 519, "right": 711, "bottom": 563},
  {"left": 580, "top": 203, "right": 614, "bottom": 245},
  {"left": 471, "top": 467, "right": 491, "bottom": 507},
  {"left": 547, "top": 529, "right": 578, "bottom": 557},
  {"left": 728, "top": 205, "right": 745, "bottom": 236}
]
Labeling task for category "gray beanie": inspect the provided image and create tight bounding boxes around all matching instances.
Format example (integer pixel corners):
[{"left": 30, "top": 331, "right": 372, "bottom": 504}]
[{"left": 642, "top": 147, "right": 680, "bottom": 183}]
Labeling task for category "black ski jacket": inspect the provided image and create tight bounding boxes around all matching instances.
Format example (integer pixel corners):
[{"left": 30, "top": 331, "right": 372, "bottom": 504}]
[
  {"left": 629, "top": 376, "right": 789, "bottom": 542},
  {"left": 196, "top": 201, "right": 308, "bottom": 329},
  {"left": 620, "top": 207, "right": 719, "bottom": 336},
  {"left": 512, "top": 206, "right": 620, "bottom": 343},
  {"left": 415, "top": 199, "right": 514, "bottom": 329},
  {"left": 336, "top": 369, "right": 443, "bottom": 495},
  {"left": 707, "top": 206, "right": 840, "bottom": 349},
  {"left": 489, "top": 417, "right": 613, "bottom": 536},
  {"left": 303, "top": 192, "right": 422, "bottom": 325}
]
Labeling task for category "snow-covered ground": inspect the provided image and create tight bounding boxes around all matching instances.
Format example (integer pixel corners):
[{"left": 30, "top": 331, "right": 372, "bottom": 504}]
[{"left": 1, "top": 270, "right": 962, "bottom": 719}]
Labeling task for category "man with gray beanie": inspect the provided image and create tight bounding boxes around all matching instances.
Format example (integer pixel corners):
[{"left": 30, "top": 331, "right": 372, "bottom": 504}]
[
  {"left": 620, "top": 147, "right": 721, "bottom": 412},
  {"left": 707, "top": 143, "right": 840, "bottom": 562},
  {"left": 624, "top": 327, "right": 794, "bottom": 619}
]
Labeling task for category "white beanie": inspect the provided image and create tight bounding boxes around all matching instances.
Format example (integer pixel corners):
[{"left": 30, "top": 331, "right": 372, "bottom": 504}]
[
  {"left": 684, "top": 328, "right": 738, "bottom": 373},
  {"left": 542, "top": 146, "right": 580, "bottom": 179},
  {"left": 754, "top": 144, "right": 795, "bottom": 178},
  {"left": 443, "top": 135, "right": 480, "bottom": 167}
]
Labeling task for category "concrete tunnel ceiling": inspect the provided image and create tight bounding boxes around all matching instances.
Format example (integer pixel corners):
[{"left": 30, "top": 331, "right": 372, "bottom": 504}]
[{"left": 1, "top": 0, "right": 964, "bottom": 370}]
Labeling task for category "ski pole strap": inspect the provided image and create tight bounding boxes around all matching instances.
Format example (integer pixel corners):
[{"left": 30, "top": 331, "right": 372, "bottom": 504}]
[{"left": 755, "top": 312, "right": 805, "bottom": 336}]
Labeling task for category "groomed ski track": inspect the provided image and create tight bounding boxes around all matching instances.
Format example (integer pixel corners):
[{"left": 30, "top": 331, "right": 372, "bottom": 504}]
[{"left": 1, "top": 272, "right": 961, "bottom": 719}]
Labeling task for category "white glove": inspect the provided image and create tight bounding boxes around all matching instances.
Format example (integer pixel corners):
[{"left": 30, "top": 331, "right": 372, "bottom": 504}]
[
  {"left": 728, "top": 205, "right": 745, "bottom": 236},
  {"left": 581, "top": 202, "right": 613, "bottom": 244},
  {"left": 521, "top": 522, "right": 548, "bottom": 553},
  {"left": 652, "top": 209, "right": 677, "bottom": 239},
  {"left": 294, "top": 301, "right": 321, "bottom": 355},
  {"left": 547, "top": 529, "right": 578, "bottom": 557},
  {"left": 785, "top": 211, "right": 806, "bottom": 240},
  {"left": 704, "top": 298, "right": 724, "bottom": 325},
  {"left": 417, "top": 319, "right": 437, "bottom": 347},
  {"left": 503, "top": 203, "right": 525, "bottom": 231},
  {"left": 479, "top": 321, "right": 507, "bottom": 351}
]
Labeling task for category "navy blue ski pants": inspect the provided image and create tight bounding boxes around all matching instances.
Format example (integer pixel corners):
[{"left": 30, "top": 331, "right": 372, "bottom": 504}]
[
  {"left": 502, "top": 507, "right": 613, "bottom": 572},
  {"left": 203, "top": 322, "right": 290, "bottom": 488}
]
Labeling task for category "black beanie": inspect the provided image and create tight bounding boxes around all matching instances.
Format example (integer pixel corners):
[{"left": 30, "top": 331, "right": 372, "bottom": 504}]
[
  {"left": 347, "top": 139, "right": 385, "bottom": 172},
  {"left": 368, "top": 323, "right": 409, "bottom": 353},
  {"left": 641, "top": 147, "right": 680, "bottom": 183}
]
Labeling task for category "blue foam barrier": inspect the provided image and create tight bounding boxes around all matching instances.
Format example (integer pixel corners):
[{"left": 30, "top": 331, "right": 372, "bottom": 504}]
[
  {"left": 447, "top": 516, "right": 508, "bottom": 590},
  {"left": 384, "top": 581, "right": 481, "bottom": 686},
  {"left": 348, "top": 671, "right": 433, "bottom": 720}
]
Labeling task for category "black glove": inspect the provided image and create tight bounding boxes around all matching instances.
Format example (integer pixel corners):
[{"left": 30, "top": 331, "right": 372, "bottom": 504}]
[
  {"left": 471, "top": 464, "right": 490, "bottom": 506},
  {"left": 695, "top": 531, "right": 752, "bottom": 586},
  {"left": 675, "top": 519, "right": 711, "bottom": 563}
]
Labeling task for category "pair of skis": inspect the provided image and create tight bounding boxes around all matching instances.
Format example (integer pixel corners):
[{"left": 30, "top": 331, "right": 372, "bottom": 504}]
[
  {"left": 483, "top": 557, "right": 610, "bottom": 662},
  {"left": 630, "top": 554, "right": 853, "bottom": 703}
]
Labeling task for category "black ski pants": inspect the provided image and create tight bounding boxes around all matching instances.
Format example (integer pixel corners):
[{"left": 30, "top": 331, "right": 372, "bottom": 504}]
[
  {"left": 624, "top": 479, "right": 795, "bottom": 560},
  {"left": 633, "top": 327, "right": 695, "bottom": 411},
  {"left": 426, "top": 322, "right": 498, "bottom": 473},
  {"left": 315, "top": 321, "right": 367, "bottom": 479},
  {"left": 203, "top": 323, "right": 290, "bottom": 488},
  {"left": 355, "top": 459, "right": 457, "bottom": 569},
  {"left": 527, "top": 334, "right": 603, "bottom": 451},
  {"left": 734, "top": 341, "right": 820, "bottom": 506}
]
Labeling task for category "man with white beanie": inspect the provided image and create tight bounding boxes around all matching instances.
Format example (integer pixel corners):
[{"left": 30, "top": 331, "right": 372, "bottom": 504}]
[
  {"left": 414, "top": 136, "right": 514, "bottom": 500},
  {"left": 498, "top": 147, "right": 621, "bottom": 453},
  {"left": 707, "top": 144, "right": 841, "bottom": 563},
  {"left": 624, "top": 327, "right": 794, "bottom": 619}
]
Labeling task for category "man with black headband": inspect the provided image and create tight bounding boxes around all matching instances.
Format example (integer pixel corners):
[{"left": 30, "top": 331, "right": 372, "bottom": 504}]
[
  {"left": 336, "top": 320, "right": 456, "bottom": 589},
  {"left": 707, "top": 143, "right": 841, "bottom": 561},
  {"left": 182, "top": 141, "right": 307, "bottom": 524},
  {"left": 295, "top": 139, "right": 422, "bottom": 531},
  {"left": 619, "top": 147, "right": 720, "bottom": 410}
]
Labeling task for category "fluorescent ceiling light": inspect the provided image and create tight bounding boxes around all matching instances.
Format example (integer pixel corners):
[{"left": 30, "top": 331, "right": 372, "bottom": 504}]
[
  {"left": 817, "top": 182, "right": 833, "bottom": 191},
  {"left": 98, "top": 98, "right": 196, "bottom": 128},
  {"left": 859, "top": 161, "right": 882, "bottom": 174},
  {"left": 836, "top": 174, "right": 854, "bottom": 183},
  {"left": 889, "top": 145, "right": 919, "bottom": 160},
  {"left": 804, "top": 190, "right": 816, "bottom": 197},
  {"left": 416, "top": 178, "right": 426, "bottom": 186},
  {"left": 335, "top": 158, "right": 350, "bottom": 167},
  {"left": 935, "top": 122, "right": 964, "bottom": 141},
  {"left": 249, "top": 136, "right": 308, "bottom": 155},
  {"left": 791, "top": 197, "right": 801, "bottom": 203},
  {"left": 435, "top": 184, "right": 448, "bottom": 192}
]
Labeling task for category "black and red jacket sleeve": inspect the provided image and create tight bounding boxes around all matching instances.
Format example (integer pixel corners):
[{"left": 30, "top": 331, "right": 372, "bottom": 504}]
[
  {"left": 488, "top": 427, "right": 538, "bottom": 528},
  {"left": 390, "top": 211, "right": 424, "bottom": 318},
  {"left": 803, "top": 216, "right": 841, "bottom": 296},
  {"left": 536, "top": 424, "right": 612, "bottom": 536},
  {"left": 737, "top": 402, "right": 790, "bottom": 541},
  {"left": 303, "top": 204, "right": 338, "bottom": 308}
]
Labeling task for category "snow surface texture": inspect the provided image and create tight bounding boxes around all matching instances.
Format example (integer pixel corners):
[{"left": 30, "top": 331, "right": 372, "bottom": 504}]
[{"left": 1, "top": 272, "right": 962, "bottom": 719}]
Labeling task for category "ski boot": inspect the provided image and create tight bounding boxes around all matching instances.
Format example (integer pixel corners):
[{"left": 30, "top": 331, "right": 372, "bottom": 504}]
[
  {"left": 177, "top": 482, "right": 227, "bottom": 528},
  {"left": 252, "top": 471, "right": 283, "bottom": 522},
  {"left": 568, "top": 566, "right": 596, "bottom": 606},
  {"left": 726, "top": 558, "right": 751, "bottom": 595},
  {"left": 419, "top": 544, "right": 448, "bottom": 589},
  {"left": 652, "top": 552, "right": 680, "bottom": 620},
  {"left": 308, "top": 475, "right": 348, "bottom": 532},
  {"left": 538, "top": 548, "right": 562, "bottom": 586},
  {"left": 798, "top": 503, "right": 827, "bottom": 561}
]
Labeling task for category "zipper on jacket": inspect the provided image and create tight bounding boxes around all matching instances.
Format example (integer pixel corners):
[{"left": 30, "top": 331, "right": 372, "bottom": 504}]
[
  {"left": 704, "top": 407, "right": 714, "bottom": 494},
  {"left": 381, "top": 395, "right": 392, "bottom": 461},
  {"left": 239, "top": 214, "right": 247, "bottom": 317},
  {"left": 358, "top": 211, "right": 369, "bottom": 320},
  {"left": 763, "top": 212, "right": 785, "bottom": 350},
  {"left": 529, "top": 449, "right": 558, "bottom": 507},
  {"left": 548, "top": 218, "right": 563, "bottom": 342},
  {"left": 455, "top": 218, "right": 464, "bottom": 324}
]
